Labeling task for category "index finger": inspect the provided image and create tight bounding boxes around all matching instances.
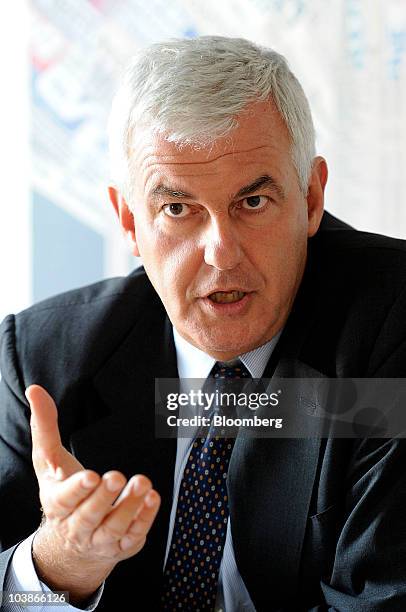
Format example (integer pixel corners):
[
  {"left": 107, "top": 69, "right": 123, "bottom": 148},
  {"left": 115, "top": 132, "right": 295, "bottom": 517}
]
[{"left": 26, "top": 384, "right": 63, "bottom": 473}]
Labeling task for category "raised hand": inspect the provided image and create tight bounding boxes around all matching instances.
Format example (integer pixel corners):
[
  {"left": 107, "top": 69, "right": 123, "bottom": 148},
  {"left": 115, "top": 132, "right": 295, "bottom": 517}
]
[{"left": 26, "top": 385, "right": 161, "bottom": 605}]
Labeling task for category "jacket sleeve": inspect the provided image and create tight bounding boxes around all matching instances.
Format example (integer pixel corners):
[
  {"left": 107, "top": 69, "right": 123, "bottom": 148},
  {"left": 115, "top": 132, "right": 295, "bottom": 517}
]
[
  {"left": 306, "top": 290, "right": 406, "bottom": 611},
  {"left": 308, "top": 437, "right": 406, "bottom": 611},
  {"left": 0, "top": 315, "right": 42, "bottom": 564}
]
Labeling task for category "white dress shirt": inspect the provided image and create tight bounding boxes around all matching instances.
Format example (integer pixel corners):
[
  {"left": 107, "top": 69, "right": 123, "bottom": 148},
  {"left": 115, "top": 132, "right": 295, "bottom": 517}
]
[{"left": 4, "top": 327, "right": 281, "bottom": 611}]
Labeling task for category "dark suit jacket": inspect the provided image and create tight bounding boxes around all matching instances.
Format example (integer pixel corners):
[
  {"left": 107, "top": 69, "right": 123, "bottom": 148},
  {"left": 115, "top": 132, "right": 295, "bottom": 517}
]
[{"left": 1, "top": 211, "right": 406, "bottom": 611}]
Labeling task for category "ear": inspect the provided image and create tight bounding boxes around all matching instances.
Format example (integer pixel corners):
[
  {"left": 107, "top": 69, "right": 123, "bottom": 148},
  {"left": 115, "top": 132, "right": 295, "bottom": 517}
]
[
  {"left": 107, "top": 185, "right": 140, "bottom": 257},
  {"left": 306, "top": 156, "right": 328, "bottom": 238}
]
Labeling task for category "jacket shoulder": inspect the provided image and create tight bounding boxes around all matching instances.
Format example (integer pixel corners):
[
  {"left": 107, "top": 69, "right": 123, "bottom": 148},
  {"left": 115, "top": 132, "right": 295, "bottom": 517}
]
[
  {"left": 15, "top": 266, "right": 153, "bottom": 314},
  {"left": 304, "top": 212, "right": 406, "bottom": 376},
  {"left": 314, "top": 211, "right": 406, "bottom": 285},
  {"left": 0, "top": 267, "right": 164, "bottom": 391}
]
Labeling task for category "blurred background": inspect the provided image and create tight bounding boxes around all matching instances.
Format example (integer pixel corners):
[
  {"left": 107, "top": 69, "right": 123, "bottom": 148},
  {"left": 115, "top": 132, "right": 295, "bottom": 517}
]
[{"left": 1, "top": 0, "right": 405, "bottom": 321}]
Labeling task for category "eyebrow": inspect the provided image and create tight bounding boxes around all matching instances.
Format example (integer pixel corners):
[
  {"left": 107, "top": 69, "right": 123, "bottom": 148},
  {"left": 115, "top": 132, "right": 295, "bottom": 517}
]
[
  {"left": 149, "top": 174, "right": 285, "bottom": 202},
  {"left": 150, "top": 185, "right": 193, "bottom": 199},
  {"left": 235, "top": 175, "right": 286, "bottom": 200}
]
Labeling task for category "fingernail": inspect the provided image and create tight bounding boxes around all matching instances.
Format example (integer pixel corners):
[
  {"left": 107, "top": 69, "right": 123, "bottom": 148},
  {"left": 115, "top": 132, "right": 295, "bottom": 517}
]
[
  {"left": 82, "top": 472, "right": 98, "bottom": 488},
  {"left": 132, "top": 476, "right": 144, "bottom": 495},
  {"left": 145, "top": 491, "right": 157, "bottom": 507},
  {"left": 104, "top": 476, "right": 123, "bottom": 492},
  {"left": 120, "top": 535, "right": 134, "bottom": 550}
]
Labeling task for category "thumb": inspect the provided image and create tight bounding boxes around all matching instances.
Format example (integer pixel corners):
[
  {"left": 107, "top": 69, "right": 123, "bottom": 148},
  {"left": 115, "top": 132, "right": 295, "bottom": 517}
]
[{"left": 26, "top": 384, "right": 63, "bottom": 477}]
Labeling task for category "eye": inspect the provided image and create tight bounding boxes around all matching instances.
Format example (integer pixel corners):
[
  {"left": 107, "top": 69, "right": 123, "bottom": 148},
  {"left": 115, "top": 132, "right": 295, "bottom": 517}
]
[
  {"left": 163, "top": 203, "right": 191, "bottom": 218},
  {"left": 241, "top": 195, "right": 269, "bottom": 210}
]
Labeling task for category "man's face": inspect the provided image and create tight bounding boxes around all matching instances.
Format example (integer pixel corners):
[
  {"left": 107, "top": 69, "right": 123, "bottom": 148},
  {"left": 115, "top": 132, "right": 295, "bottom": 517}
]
[{"left": 109, "top": 100, "right": 326, "bottom": 360}]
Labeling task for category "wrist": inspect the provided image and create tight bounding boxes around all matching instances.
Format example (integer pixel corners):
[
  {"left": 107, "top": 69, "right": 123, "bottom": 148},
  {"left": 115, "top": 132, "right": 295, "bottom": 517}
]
[{"left": 32, "top": 526, "right": 113, "bottom": 606}]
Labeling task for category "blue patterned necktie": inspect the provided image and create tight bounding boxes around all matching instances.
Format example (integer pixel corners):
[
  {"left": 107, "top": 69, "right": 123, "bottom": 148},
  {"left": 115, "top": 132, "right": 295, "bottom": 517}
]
[{"left": 161, "top": 359, "right": 251, "bottom": 611}]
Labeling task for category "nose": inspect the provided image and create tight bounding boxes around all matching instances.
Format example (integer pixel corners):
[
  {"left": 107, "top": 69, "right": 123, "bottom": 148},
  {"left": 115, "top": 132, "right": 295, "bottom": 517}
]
[{"left": 202, "top": 213, "right": 243, "bottom": 270}]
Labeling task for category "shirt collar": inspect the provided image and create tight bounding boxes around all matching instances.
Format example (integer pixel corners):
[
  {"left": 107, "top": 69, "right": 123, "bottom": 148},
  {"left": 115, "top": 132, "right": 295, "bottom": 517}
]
[{"left": 173, "top": 326, "right": 283, "bottom": 379}]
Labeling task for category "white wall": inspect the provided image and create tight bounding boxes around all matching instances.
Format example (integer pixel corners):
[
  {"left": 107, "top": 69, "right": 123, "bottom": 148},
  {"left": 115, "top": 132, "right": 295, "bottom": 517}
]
[
  {"left": 2, "top": 1, "right": 405, "bottom": 321},
  {"left": 0, "top": 0, "right": 31, "bottom": 322}
]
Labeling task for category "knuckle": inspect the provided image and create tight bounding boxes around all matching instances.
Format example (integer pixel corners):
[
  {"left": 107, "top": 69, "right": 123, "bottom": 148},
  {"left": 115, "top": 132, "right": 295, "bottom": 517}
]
[
  {"left": 133, "top": 535, "right": 147, "bottom": 552},
  {"left": 129, "top": 536, "right": 147, "bottom": 553},
  {"left": 122, "top": 533, "right": 146, "bottom": 554}
]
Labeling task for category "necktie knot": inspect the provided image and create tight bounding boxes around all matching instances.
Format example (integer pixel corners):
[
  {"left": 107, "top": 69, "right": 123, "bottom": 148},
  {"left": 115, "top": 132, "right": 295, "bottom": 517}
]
[
  {"left": 210, "top": 359, "right": 251, "bottom": 380},
  {"left": 205, "top": 360, "right": 252, "bottom": 418}
]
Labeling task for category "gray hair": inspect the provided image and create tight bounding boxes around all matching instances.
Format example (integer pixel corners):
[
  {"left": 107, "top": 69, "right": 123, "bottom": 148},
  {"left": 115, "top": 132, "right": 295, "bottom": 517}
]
[{"left": 108, "top": 36, "right": 316, "bottom": 196}]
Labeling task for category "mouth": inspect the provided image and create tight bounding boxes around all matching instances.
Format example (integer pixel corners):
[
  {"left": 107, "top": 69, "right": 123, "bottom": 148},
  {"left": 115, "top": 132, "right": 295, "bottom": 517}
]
[
  {"left": 199, "top": 290, "right": 253, "bottom": 316},
  {"left": 208, "top": 290, "right": 246, "bottom": 304}
]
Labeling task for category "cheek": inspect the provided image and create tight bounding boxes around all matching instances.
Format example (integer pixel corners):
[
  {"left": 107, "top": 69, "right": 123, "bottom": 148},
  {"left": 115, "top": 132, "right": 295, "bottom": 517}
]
[
  {"left": 254, "top": 221, "right": 307, "bottom": 292},
  {"left": 138, "top": 226, "right": 200, "bottom": 301}
]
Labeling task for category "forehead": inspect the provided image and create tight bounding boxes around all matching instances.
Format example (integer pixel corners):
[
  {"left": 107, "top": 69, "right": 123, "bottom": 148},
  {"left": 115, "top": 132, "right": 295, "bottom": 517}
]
[{"left": 130, "top": 100, "right": 294, "bottom": 192}]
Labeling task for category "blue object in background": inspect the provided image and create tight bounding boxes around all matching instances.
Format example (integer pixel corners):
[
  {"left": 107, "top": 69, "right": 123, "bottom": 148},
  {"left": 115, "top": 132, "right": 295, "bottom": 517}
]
[{"left": 32, "top": 192, "right": 104, "bottom": 303}]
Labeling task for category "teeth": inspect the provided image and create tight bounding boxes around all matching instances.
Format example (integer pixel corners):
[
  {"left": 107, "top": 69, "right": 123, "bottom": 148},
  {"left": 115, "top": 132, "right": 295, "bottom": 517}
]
[{"left": 209, "top": 291, "right": 245, "bottom": 304}]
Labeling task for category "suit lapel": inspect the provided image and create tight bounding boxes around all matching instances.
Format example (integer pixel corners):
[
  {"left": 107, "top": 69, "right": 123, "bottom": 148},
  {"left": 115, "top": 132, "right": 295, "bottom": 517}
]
[
  {"left": 228, "top": 244, "right": 326, "bottom": 610},
  {"left": 69, "top": 300, "right": 177, "bottom": 582}
]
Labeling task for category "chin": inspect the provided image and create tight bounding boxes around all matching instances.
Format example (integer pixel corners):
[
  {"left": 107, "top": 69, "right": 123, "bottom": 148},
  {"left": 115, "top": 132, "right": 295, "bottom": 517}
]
[{"left": 195, "top": 328, "right": 267, "bottom": 357}]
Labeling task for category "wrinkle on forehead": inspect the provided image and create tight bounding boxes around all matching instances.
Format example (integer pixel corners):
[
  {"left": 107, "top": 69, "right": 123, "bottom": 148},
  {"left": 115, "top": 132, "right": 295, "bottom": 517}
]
[
  {"left": 135, "top": 143, "right": 286, "bottom": 195},
  {"left": 136, "top": 144, "right": 273, "bottom": 169},
  {"left": 129, "top": 105, "right": 293, "bottom": 196},
  {"left": 130, "top": 98, "right": 290, "bottom": 167}
]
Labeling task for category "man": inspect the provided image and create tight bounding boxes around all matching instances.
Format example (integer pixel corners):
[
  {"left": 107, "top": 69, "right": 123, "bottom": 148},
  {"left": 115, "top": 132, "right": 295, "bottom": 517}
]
[{"left": 1, "top": 35, "right": 406, "bottom": 611}]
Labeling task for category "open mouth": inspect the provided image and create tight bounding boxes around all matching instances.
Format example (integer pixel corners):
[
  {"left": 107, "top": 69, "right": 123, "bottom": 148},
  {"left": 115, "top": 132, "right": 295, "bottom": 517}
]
[{"left": 208, "top": 290, "right": 246, "bottom": 304}]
